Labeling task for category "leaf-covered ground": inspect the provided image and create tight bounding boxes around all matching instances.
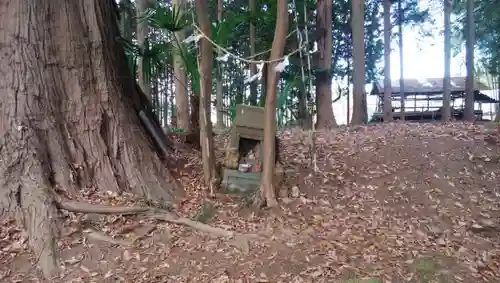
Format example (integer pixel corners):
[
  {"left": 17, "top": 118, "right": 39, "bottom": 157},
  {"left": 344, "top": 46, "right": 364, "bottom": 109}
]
[{"left": 1, "top": 122, "right": 500, "bottom": 282}]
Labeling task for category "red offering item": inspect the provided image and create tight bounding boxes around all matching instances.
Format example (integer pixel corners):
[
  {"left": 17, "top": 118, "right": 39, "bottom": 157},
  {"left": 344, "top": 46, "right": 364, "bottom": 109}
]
[{"left": 253, "top": 161, "right": 262, "bottom": 172}]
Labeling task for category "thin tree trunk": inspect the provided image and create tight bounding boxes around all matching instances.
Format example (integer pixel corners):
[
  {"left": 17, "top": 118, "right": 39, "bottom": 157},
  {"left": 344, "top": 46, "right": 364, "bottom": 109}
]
[
  {"left": 0, "top": 0, "right": 182, "bottom": 278},
  {"left": 173, "top": 0, "right": 190, "bottom": 131},
  {"left": 398, "top": 0, "right": 405, "bottom": 120},
  {"left": 464, "top": 0, "right": 475, "bottom": 121},
  {"left": 165, "top": 67, "right": 171, "bottom": 127},
  {"left": 383, "top": 0, "right": 393, "bottom": 122},
  {"left": 315, "top": 0, "right": 337, "bottom": 129},
  {"left": 351, "top": 0, "right": 365, "bottom": 125},
  {"left": 496, "top": 75, "right": 500, "bottom": 122},
  {"left": 248, "top": 0, "right": 258, "bottom": 106},
  {"left": 298, "top": 55, "right": 311, "bottom": 128},
  {"left": 347, "top": 59, "right": 351, "bottom": 124},
  {"left": 442, "top": 0, "right": 452, "bottom": 121},
  {"left": 195, "top": 0, "right": 218, "bottom": 194},
  {"left": 260, "top": 63, "right": 268, "bottom": 106},
  {"left": 215, "top": 0, "right": 225, "bottom": 128},
  {"left": 255, "top": 0, "right": 288, "bottom": 208},
  {"left": 137, "top": 0, "right": 151, "bottom": 98}
]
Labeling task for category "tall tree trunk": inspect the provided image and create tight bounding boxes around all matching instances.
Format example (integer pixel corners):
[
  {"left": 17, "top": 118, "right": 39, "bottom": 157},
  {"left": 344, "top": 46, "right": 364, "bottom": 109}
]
[
  {"left": 195, "top": 0, "right": 218, "bottom": 194},
  {"left": 464, "top": 0, "right": 475, "bottom": 120},
  {"left": 398, "top": 0, "right": 405, "bottom": 120},
  {"left": 383, "top": 0, "right": 393, "bottom": 122},
  {"left": 315, "top": 0, "right": 337, "bottom": 129},
  {"left": 248, "top": 0, "right": 258, "bottom": 106},
  {"left": 351, "top": 0, "right": 365, "bottom": 125},
  {"left": 172, "top": 0, "right": 190, "bottom": 131},
  {"left": 347, "top": 58, "right": 351, "bottom": 124},
  {"left": 442, "top": 0, "right": 452, "bottom": 121},
  {"left": 260, "top": 63, "right": 268, "bottom": 106},
  {"left": 215, "top": 0, "right": 225, "bottom": 128},
  {"left": 190, "top": 92, "right": 200, "bottom": 130},
  {"left": 496, "top": 75, "right": 500, "bottom": 122},
  {"left": 165, "top": 66, "right": 172, "bottom": 127},
  {"left": 255, "top": 0, "right": 288, "bottom": 208},
  {"left": 137, "top": 0, "right": 151, "bottom": 97},
  {"left": 0, "top": 0, "right": 182, "bottom": 278}
]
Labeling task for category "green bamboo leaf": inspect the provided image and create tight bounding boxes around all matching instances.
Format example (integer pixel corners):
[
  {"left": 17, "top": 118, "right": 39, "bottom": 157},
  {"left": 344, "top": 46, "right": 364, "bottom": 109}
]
[{"left": 147, "top": 6, "right": 189, "bottom": 32}]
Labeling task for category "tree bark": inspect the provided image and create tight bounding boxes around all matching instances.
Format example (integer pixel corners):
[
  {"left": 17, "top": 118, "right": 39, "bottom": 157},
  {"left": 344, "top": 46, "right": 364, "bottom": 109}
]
[
  {"left": 260, "top": 63, "right": 268, "bottom": 106},
  {"left": 166, "top": 66, "right": 173, "bottom": 127},
  {"left": 496, "top": 75, "right": 500, "bottom": 122},
  {"left": 195, "top": 0, "right": 218, "bottom": 194},
  {"left": 137, "top": 0, "right": 151, "bottom": 98},
  {"left": 442, "top": 0, "right": 452, "bottom": 121},
  {"left": 383, "top": 0, "right": 393, "bottom": 122},
  {"left": 255, "top": 0, "right": 288, "bottom": 208},
  {"left": 190, "top": 92, "right": 200, "bottom": 130},
  {"left": 215, "top": 0, "right": 225, "bottom": 128},
  {"left": 0, "top": 0, "right": 183, "bottom": 278},
  {"left": 351, "top": 0, "right": 365, "bottom": 125},
  {"left": 315, "top": 0, "right": 338, "bottom": 129},
  {"left": 464, "top": 0, "right": 475, "bottom": 121},
  {"left": 173, "top": 0, "right": 190, "bottom": 131},
  {"left": 119, "top": 0, "right": 134, "bottom": 42},
  {"left": 248, "top": 0, "right": 258, "bottom": 106}
]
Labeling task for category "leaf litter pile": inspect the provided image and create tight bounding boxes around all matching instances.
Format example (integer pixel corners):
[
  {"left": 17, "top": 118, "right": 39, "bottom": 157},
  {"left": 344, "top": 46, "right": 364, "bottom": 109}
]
[{"left": 1, "top": 122, "right": 500, "bottom": 282}]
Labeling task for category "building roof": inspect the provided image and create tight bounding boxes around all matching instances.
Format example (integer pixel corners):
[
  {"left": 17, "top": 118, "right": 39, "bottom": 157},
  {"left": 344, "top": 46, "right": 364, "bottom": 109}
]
[{"left": 370, "top": 77, "right": 491, "bottom": 95}]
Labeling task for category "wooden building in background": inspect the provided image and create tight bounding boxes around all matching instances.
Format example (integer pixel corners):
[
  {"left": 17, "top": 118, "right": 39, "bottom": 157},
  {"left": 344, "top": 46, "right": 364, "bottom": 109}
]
[{"left": 369, "top": 77, "right": 498, "bottom": 122}]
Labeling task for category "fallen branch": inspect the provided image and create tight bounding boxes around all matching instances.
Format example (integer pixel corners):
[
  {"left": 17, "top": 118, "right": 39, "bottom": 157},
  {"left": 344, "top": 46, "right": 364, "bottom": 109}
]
[
  {"left": 150, "top": 213, "right": 234, "bottom": 237},
  {"left": 54, "top": 198, "right": 258, "bottom": 244},
  {"left": 54, "top": 198, "right": 150, "bottom": 215},
  {"left": 84, "top": 229, "right": 133, "bottom": 246}
]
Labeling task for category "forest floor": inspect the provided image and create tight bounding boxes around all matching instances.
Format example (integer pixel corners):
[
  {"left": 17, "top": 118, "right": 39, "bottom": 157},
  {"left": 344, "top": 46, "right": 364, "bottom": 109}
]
[{"left": 2, "top": 122, "right": 500, "bottom": 283}]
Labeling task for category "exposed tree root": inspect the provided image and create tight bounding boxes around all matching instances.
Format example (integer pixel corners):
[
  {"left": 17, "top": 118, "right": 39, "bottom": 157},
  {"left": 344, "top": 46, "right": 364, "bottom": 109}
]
[
  {"left": 53, "top": 198, "right": 150, "bottom": 215},
  {"left": 54, "top": 198, "right": 239, "bottom": 238}
]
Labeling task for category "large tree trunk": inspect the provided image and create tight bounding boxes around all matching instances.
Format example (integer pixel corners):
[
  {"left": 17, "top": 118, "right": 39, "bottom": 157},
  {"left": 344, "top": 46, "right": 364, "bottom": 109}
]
[
  {"left": 248, "top": 0, "right": 258, "bottom": 106},
  {"left": 464, "top": 0, "right": 475, "bottom": 121},
  {"left": 195, "top": 0, "right": 218, "bottom": 194},
  {"left": 172, "top": 0, "right": 190, "bottom": 131},
  {"left": 351, "top": 0, "right": 365, "bottom": 125},
  {"left": 0, "top": 0, "right": 183, "bottom": 278},
  {"left": 215, "top": 0, "right": 225, "bottom": 128},
  {"left": 255, "top": 0, "right": 288, "bottom": 208},
  {"left": 137, "top": 0, "right": 151, "bottom": 97},
  {"left": 442, "top": 0, "right": 452, "bottom": 121},
  {"left": 383, "top": 0, "right": 393, "bottom": 122},
  {"left": 315, "top": 0, "right": 338, "bottom": 129}
]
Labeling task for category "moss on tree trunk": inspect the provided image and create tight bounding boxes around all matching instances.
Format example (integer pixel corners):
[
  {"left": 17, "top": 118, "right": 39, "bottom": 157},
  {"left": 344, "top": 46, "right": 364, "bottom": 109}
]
[{"left": 0, "top": 0, "right": 183, "bottom": 278}]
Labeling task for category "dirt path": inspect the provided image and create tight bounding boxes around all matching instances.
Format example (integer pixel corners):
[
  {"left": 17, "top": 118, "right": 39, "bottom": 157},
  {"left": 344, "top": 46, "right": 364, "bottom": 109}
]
[{"left": 1, "top": 122, "right": 500, "bottom": 282}]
